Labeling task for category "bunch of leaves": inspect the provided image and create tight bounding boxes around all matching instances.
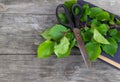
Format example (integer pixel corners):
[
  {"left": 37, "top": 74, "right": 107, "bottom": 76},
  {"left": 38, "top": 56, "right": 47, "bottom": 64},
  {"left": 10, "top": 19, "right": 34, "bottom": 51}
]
[
  {"left": 38, "top": 24, "right": 76, "bottom": 58},
  {"left": 37, "top": 0, "right": 120, "bottom": 61}
]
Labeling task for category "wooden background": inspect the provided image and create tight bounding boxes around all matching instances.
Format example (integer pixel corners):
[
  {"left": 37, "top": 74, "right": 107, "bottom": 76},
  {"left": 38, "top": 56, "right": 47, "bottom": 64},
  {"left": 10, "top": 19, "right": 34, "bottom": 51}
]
[{"left": 0, "top": 0, "right": 120, "bottom": 82}]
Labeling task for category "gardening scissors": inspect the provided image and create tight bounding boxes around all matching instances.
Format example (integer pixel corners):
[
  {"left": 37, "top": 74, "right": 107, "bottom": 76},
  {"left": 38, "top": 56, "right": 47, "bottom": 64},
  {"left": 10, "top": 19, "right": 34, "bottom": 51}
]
[{"left": 56, "top": 4, "right": 91, "bottom": 68}]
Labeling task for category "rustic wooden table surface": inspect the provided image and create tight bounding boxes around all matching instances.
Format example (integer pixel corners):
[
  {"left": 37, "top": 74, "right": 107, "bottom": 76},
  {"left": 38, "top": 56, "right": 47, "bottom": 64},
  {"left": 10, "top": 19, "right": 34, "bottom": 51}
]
[{"left": 0, "top": 0, "right": 120, "bottom": 82}]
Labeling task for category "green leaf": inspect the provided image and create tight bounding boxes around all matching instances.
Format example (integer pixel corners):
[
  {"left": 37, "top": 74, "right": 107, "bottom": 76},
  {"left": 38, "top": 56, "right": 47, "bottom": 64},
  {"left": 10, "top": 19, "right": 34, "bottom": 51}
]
[
  {"left": 65, "top": 31, "right": 74, "bottom": 41},
  {"left": 97, "top": 24, "right": 109, "bottom": 35},
  {"left": 96, "top": 11, "right": 110, "bottom": 21},
  {"left": 70, "top": 38, "right": 76, "bottom": 48},
  {"left": 85, "top": 41, "right": 101, "bottom": 61},
  {"left": 37, "top": 40, "right": 54, "bottom": 58},
  {"left": 58, "top": 13, "right": 68, "bottom": 23},
  {"left": 90, "top": 7, "right": 103, "bottom": 18},
  {"left": 83, "top": 4, "right": 90, "bottom": 13},
  {"left": 116, "top": 18, "right": 120, "bottom": 26},
  {"left": 93, "top": 29, "right": 110, "bottom": 44},
  {"left": 90, "top": 19, "right": 109, "bottom": 36},
  {"left": 80, "top": 29, "right": 93, "bottom": 42},
  {"left": 108, "top": 29, "right": 117, "bottom": 36},
  {"left": 41, "top": 28, "right": 51, "bottom": 40},
  {"left": 80, "top": 4, "right": 90, "bottom": 22},
  {"left": 109, "top": 20, "right": 115, "bottom": 25},
  {"left": 108, "top": 29, "right": 120, "bottom": 42},
  {"left": 84, "top": 26, "right": 90, "bottom": 31},
  {"left": 49, "top": 24, "right": 67, "bottom": 40},
  {"left": 90, "top": 19, "right": 101, "bottom": 27},
  {"left": 75, "top": 7, "right": 81, "bottom": 15},
  {"left": 54, "top": 36, "right": 70, "bottom": 58},
  {"left": 90, "top": 8, "right": 110, "bottom": 21},
  {"left": 112, "top": 31, "right": 120, "bottom": 42},
  {"left": 64, "top": 0, "right": 77, "bottom": 11},
  {"left": 65, "top": 38, "right": 76, "bottom": 56},
  {"left": 109, "top": 14, "right": 115, "bottom": 25},
  {"left": 102, "top": 38, "right": 118, "bottom": 57},
  {"left": 89, "top": 27, "right": 95, "bottom": 34},
  {"left": 110, "top": 14, "right": 115, "bottom": 20}
]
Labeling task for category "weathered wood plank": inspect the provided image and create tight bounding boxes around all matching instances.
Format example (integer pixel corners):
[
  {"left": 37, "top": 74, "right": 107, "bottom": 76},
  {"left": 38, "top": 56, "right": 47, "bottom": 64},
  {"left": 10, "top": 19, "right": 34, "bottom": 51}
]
[
  {"left": 0, "top": 13, "right": 80, "bottom": 54},
  {"left": 0, "top": 0, "right": 119, "bottom": 82},
  {"left": 0, "top": 0, "right": 66, "bottom": 14},
  {"left": 0, "top": 0, "right": 120, "bottom": 54},
  {"left": 0, "top": 0, "right": 119, "bottom": 15},
  {"left": 85, "top": 0, "right": 120, "bottom": 16},
  {"left": 0, "top": 55, "right": 119, "bottom": 82},
  {"left": 0, "top": 14, "right": 57, "bottom": 54}
]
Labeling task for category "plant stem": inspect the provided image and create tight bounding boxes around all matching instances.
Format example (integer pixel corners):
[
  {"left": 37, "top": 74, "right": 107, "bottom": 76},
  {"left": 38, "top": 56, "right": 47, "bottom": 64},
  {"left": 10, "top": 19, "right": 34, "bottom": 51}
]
[{"left": 110, "top": 23, "right": 120, "bottom": 29}]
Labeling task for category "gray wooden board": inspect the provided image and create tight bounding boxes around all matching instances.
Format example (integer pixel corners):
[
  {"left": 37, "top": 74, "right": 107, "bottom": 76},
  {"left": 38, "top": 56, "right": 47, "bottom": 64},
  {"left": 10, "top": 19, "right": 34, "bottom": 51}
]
[
  {"left": 0, "top": 0, "right": 120, "bottom": 82},
  {"left": 84, "top": 0, "right": 120, "bottom": 16},
  {"left": 0, "top": 55, "right": 119, "bottom": 82},
  {"left": 0, "top": 0, "right": 120, "bottom": 54},
  {"left": 0, "top": 14, "right": 57, "bottom": 54},
  {"left": 0, "top": 0, "right": 66, "bottom": 14}
]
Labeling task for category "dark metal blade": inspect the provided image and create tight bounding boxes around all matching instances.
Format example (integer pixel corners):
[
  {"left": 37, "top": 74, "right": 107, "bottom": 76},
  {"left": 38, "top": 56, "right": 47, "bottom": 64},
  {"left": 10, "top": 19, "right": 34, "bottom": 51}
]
[{"left": 73, "top": 28, "right": 91, "bottom": 68}]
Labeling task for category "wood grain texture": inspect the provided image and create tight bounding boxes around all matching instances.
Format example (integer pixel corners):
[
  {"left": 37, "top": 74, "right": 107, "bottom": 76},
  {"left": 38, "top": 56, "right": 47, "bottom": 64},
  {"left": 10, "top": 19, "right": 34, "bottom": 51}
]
[
  {"left": 0, "top": 55, "right": 119, "bottom": 82},
  {"left": 0, "top": 0, "right": 65, "bottom": 54},
  {"left": 0, "top": 14, "right": 57, "bottom": 54},
  {"left": 0, "top": 0, "right": 120, "bottom": 54},
  {"left": 85, "top": 0, "right": 120, "bottom": 16},
  {"left": 0, "top": 0, "right": 119, "bottom": 81},
  {"left": 0, "top": 0, "right": 119, "bottom": 15},
  {"left": 0, "top": 0, "right": 66, "bottom": 14}
]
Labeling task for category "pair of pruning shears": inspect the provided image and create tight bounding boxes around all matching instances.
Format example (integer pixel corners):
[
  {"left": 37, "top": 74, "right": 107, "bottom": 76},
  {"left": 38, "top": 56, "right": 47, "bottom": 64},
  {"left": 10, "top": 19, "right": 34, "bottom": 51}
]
[{"left": 56, "top": 4, "right": 91, "bottom": 68}]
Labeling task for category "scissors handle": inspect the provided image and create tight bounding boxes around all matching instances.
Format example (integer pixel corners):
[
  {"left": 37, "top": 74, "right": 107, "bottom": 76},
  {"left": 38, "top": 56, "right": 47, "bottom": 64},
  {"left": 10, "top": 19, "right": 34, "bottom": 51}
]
[
  {"left": 56, "top": 4, "right": 74, "bottom": 29},
  {"left": 72, "top": 4, "right": 83, "bottom": 27},
  {"left": 72, "top": 4, "right": 83, "bottom": 16}
]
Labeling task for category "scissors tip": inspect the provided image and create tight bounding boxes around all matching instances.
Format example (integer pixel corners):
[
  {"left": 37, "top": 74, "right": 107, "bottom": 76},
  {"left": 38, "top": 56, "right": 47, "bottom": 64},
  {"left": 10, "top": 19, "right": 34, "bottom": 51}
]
[{"left": 85, "top": 61, "right": 92, "bottom": 69}]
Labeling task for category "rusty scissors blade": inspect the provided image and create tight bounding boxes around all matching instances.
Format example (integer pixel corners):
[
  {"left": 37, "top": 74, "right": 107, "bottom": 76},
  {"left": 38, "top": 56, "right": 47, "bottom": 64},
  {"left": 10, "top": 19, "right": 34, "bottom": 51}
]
[
  {"left": 56, "top": 4, "right": 91, "bottom": 68},
  {"left": 73, "top": 28, "right": 91, "bottom": 68}
]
